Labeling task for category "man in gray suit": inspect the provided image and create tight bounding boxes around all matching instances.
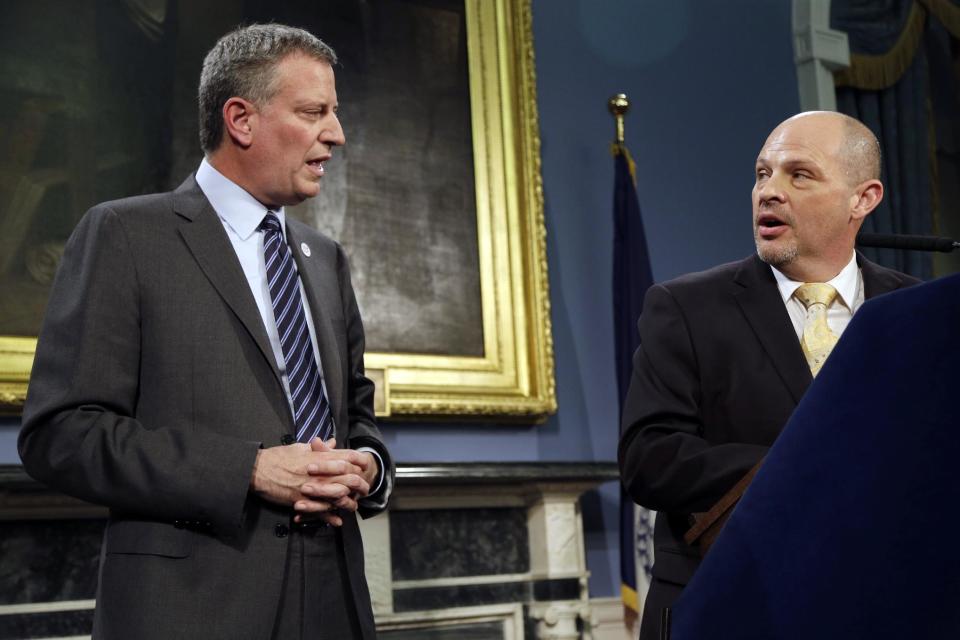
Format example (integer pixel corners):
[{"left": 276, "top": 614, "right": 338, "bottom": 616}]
[{"left": 19, "top": 24, "right": 393, "bottom": 639}]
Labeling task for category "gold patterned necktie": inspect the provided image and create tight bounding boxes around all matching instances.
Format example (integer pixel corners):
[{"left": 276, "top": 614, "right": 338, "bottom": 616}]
[{"left": 794, "top": 283, "right": 840, "bottom": 376}]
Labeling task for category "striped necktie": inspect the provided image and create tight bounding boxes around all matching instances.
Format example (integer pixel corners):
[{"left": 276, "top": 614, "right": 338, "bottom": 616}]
[{"left": 259, "top": 212, "right": 334, "bottom": 443}]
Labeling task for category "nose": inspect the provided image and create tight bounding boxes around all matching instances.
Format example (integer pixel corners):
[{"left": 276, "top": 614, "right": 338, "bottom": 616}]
[
  {"left": 755, "top": 171, "right": 785, "bottom": 205},
  {"left": 322, "top": 113, "right": 346, "bottom": 147}
]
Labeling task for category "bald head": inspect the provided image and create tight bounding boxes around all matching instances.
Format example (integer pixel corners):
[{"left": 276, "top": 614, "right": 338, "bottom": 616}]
[
  {"left": 772, "top": 111, "right": 881, "bottom": 185},
  {"left": 752, "top": 110, "right": 886, "bottom": 281}
]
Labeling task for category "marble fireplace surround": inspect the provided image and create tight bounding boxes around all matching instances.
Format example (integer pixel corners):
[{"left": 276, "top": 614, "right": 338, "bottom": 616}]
[{"left": 0, "top": 462, "right": 618, "bottom": 640}]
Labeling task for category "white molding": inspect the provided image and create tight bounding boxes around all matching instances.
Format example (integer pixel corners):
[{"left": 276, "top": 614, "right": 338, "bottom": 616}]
[
  {"left": 528, "top": 494, "right": 587, "bottom": 579},
  {"left": 392, "top": 571, "right": 532, "bottom": 589},
  {"left": 0, "top": 596, "right": 630, "bottom": 640},
  {"left": 0, "top": 599, "right": 95, "bottom": 615},
  {"left": 588, "top": 596, "right": 636, "bottom": 640},
  {"left": 391, "top": 569, "right": 584, "bottom": 590},
  {"left": 792, "top": 0, "right": 850, "bottom": 111},
  {"left": 528, "top": 600, "right": 588, "bottom": 640},
  {"left": 0, "top": 601, "right": 95, "bottom": 640},
  {"left": 376, "top": 603, "right": 524, "bottom": 639},
  {"left": 357, "top": 511, "right": 394, "bottom": 614}
]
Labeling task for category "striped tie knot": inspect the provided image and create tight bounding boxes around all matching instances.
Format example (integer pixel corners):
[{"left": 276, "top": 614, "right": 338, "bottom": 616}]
[{"left": 259, "top": 211, "right": 283, "bottom": 234}]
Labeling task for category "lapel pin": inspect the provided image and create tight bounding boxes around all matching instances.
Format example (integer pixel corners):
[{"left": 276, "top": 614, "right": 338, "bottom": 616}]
[{"left": 300, "top": 242, "right": 311, "bottom": 257}]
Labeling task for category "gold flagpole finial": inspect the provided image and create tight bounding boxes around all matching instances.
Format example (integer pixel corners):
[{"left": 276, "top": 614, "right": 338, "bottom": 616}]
[{"left": 608, "top": 94, "right": 630, "bottom": 144}]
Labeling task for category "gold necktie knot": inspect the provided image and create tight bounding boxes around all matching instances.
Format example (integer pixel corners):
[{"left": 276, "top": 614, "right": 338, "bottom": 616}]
[
  {"left": 794, "top": 283, "right": 839, "bottom": 376},
  {"left": 794, "top": 282, "right": 838, "bottom": 309}
]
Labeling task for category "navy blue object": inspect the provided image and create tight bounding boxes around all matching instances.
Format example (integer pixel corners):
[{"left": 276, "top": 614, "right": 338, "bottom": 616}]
[
  {"left": 260, "top": 212, "right": 334, "bottom": 443},
  {"left": 613, "top": 146, "right": 656, "bottom": 607},
  {"left": 671, "top": 273, "right": 960, "bottom": 639}
]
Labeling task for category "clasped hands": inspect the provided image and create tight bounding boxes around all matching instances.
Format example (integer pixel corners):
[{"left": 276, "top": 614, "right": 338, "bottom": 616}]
[{"left": 250, "top": 437, "right": 378, "bottom": 527}]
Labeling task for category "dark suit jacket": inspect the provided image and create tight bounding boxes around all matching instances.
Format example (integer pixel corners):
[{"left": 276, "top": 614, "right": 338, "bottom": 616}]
[
  {"left": 618, "top": 253, "right": 917, "bottom": 637},
  {"left": 672, "top": 272, "right": 960, "bottom": 639},
  {"left": 19, "top": 176, "right": 394, "bottom": 639}
]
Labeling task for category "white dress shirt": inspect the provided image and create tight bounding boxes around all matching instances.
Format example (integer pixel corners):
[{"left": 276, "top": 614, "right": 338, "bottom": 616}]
[
  {"left": 771, "top": 252, "right": 864, "bottom": 340},
  {"left": 196, "top": 158, "right": 383, "bottom": 494}
]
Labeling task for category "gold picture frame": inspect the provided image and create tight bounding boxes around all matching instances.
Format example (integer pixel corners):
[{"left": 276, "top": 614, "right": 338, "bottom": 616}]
[
  {"left": 0, "top": 337, "right": 32, "bottom": 410},
  {"left": 366, "top": 0, "right": 555, "bottom": 420},
  {"left": 0, "top": 0, "right": 556, "bottom": 422}
]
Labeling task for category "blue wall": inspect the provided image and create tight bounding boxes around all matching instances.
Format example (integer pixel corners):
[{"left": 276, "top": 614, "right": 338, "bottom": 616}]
[
  {"left": 0, "top": 0, "right": 801, "bottom": 599},
  {"left": 529, "top": 0, "right": 800, "bottom": 597}
]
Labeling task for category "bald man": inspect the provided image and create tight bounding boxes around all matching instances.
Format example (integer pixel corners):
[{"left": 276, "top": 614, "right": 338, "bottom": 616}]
[{"left": 618, "top": 112, "right": 919, "bottom": 640}]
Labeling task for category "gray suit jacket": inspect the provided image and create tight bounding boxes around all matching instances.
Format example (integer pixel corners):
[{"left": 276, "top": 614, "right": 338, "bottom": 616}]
[{"left": 19, "top": 176, "right": 393, "bottom": 639}]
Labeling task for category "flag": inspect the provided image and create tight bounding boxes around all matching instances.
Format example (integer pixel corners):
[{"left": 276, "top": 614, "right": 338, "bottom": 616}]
[{"left": 612, "top": 141, "right": 656, "bottom": 627}]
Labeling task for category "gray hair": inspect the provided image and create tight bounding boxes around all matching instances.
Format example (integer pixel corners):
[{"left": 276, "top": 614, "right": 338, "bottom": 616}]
[{"left": 198, "top": 23, "right": 337, "bottom": 152}]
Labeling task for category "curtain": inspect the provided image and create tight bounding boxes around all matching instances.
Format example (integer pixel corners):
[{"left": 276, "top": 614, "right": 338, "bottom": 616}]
[{"left": 831, "top": 0, "right": 960, "bottom": 280}]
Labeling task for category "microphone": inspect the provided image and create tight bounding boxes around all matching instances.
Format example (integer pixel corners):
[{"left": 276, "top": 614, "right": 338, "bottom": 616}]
[{"left": 856, "top": 233, "right": 960, "bottom": 253}]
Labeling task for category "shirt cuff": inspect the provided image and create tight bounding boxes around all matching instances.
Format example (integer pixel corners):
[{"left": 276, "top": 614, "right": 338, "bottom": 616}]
[{"left": 356, "top": 446, "right": 385, "bottom": 498}]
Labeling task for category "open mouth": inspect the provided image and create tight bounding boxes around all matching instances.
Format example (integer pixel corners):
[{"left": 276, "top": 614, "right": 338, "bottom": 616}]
[
  {"left": 757, "top": 213, "right": 789, "bottom": 238},
  {"left": 306, "top": 159, "right": 325, "bottom": 176},
  {"left": 757, "top": 213, "right": 784, "bottom": 228}
]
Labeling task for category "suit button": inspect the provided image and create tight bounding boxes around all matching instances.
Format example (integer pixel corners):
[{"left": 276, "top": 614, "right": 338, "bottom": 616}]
[
  {"left": 274, "top": 523, "right": 289, "bottom": 538},
  {"left": 281, "top": 434, "right": 295, "bottom": 445}
]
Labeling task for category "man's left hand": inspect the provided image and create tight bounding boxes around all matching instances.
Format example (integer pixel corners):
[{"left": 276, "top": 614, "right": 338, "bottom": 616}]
[{"left": 294, "top": 438, "right": 379, "bottom": 526}]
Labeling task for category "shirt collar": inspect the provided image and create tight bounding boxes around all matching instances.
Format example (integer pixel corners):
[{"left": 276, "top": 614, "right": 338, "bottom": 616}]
[
  {"left": 771, "top": 251, "right": 860, "bottom": 309},
  {"left": 195, "top": 158, "right": 286, "bottom": 240}
]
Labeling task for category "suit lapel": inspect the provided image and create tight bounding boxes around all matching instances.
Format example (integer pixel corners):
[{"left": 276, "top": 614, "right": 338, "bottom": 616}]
[
  {"left": 858, "top": 251, "right": 905, "bottom": 299},
  {"left": 733, "top": 255, "right": 812, "bottom": 404},
  {"left": 172, "top": 177, "right": 284, "bottom": 386},
  {"left": 285, "top": 221, "right": 345, "bottom": 432}
]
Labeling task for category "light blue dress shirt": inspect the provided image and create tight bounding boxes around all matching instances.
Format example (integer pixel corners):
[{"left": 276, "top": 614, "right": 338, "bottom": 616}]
[{"left": 195, "top": 158, "right": 383, "bottom": 495}]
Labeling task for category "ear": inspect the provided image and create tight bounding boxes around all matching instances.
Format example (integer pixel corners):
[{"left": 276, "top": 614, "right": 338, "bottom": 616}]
[
  {"left": 222, "top": 97, "right": 256, "bottom": 148},
  {"left": 849, "top": 179, "right": 883, "bottom": 221}
]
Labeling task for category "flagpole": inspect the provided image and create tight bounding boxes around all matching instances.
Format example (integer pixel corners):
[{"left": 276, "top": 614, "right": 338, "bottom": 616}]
[
  {"left": 608, "top": 94, "right": 635, "bottom": 180},
  {"left": 609, "top": 91, "right": 654, "bottom": 633},
  {"left": 608, "top": 93, "right": 629, "bottom": 144}
]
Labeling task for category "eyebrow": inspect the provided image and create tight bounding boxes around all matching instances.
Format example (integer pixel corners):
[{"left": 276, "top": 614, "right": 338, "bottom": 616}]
[
  {"left": 755, "top": 156, "right": 823, "bottom": 173},
  {"left": 295, "top": 98, "right": 336, "bottom": 108}
]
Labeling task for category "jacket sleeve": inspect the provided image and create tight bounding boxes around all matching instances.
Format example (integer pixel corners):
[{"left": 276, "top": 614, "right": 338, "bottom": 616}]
[
  {"left": 618, "top": 284, "right": 767, "bottom": 514},
  {"left": 18, "top": 205, "right": 259, "bottom": 532},
  {"left": 335, "top": 243, "right": 394, "bottom": 517}
]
